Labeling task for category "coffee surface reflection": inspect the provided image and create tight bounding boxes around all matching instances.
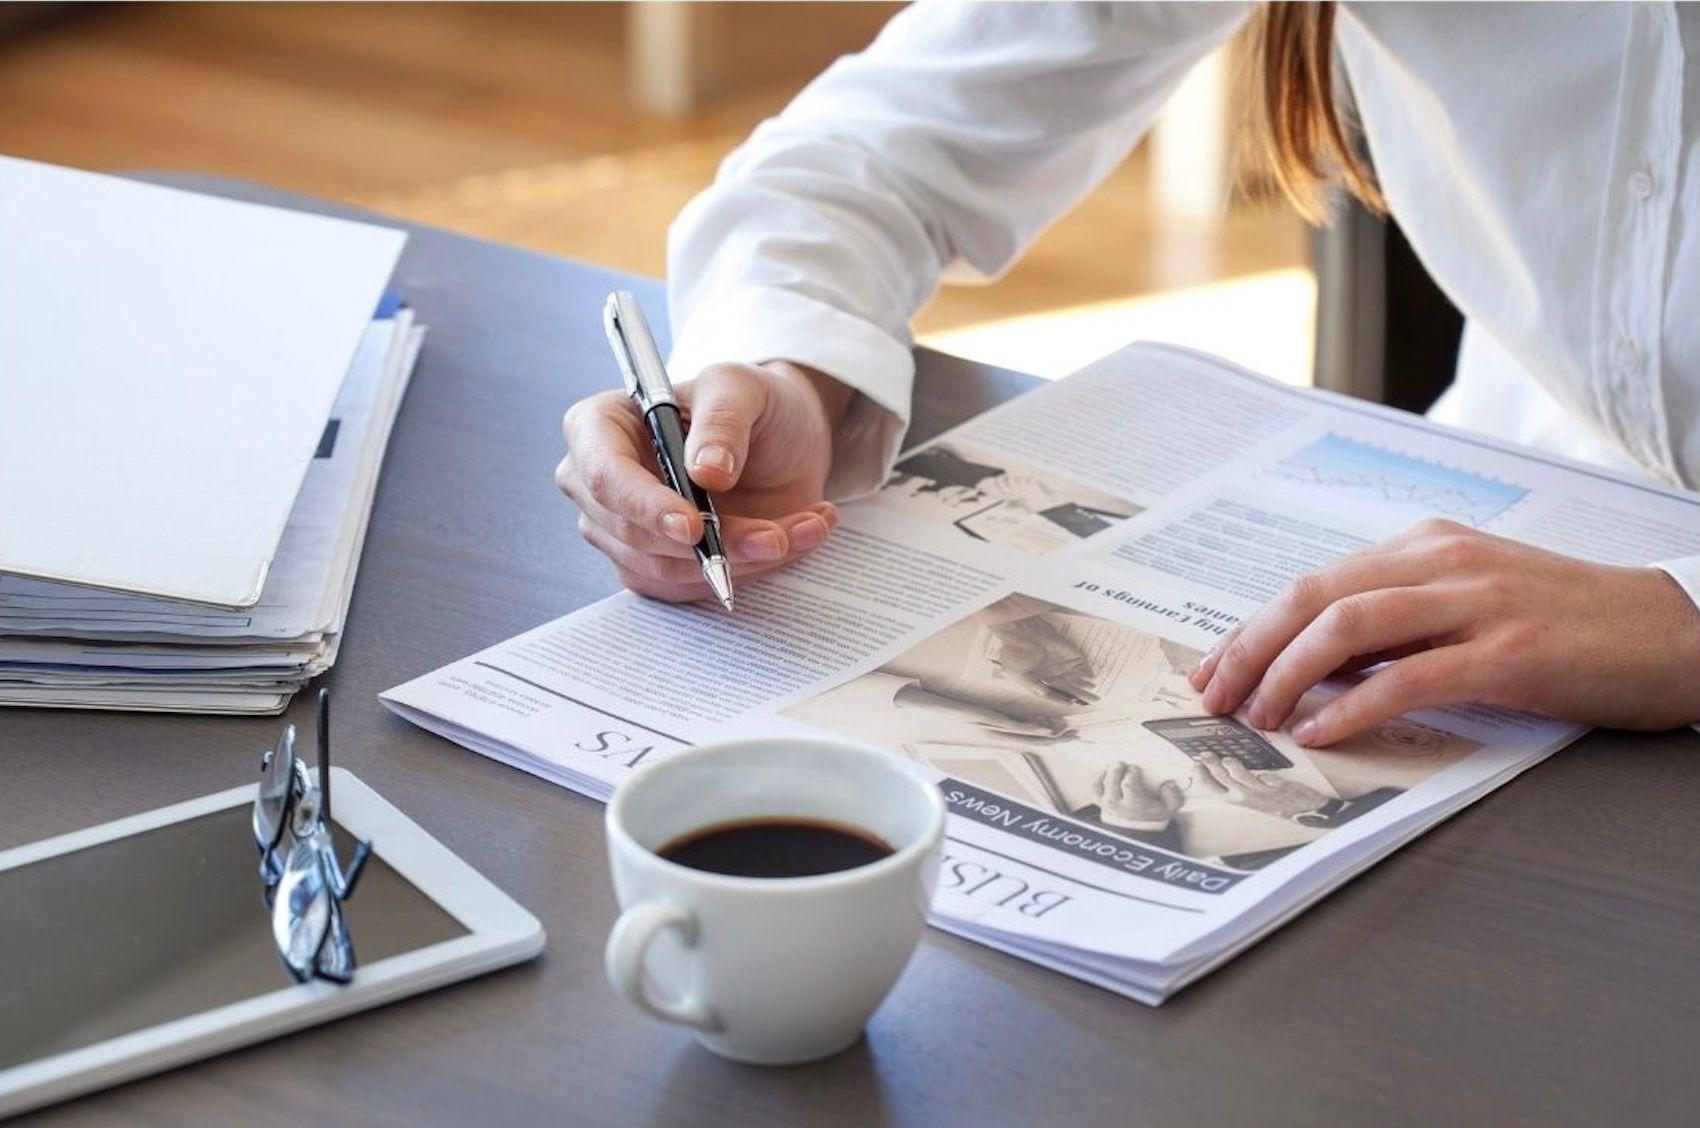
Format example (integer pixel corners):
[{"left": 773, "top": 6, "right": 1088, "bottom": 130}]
[{"left": 659, "top": 818, "right": 893, "bottom": 879}]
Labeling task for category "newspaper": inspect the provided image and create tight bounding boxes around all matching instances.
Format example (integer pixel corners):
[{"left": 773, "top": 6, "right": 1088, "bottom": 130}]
[{"left": 382, "top": 343, "right": 1700, "bottom": 1003}]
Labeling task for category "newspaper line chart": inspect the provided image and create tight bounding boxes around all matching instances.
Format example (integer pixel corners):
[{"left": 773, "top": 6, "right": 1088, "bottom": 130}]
[{"left": 1261, "top": 434, "right": 1530, "bottom": 528}]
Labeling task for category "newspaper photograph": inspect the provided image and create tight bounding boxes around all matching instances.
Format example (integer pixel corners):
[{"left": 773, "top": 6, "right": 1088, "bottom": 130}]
[
  {"left": 785, "top": 592, "right": 1478, "bottom": 874},
  {"left": 381, "top": 341, "right": 1700, "bottom": 1003},
  {"left": 867, "top": 441, "right": 1140, "bottom": 555}
]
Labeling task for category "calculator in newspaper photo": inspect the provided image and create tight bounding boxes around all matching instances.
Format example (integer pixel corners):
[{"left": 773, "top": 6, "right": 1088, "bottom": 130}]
[{"left": 1142, "top": 716, "right": 1294, "bottom": 772}]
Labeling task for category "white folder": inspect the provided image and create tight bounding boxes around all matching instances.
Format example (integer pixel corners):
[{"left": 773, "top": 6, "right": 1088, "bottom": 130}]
[{"left": 0, "top": 157, "right": 406, "bottom": 607}]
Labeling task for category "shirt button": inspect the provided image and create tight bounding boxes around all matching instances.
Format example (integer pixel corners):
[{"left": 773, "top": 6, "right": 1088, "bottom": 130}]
[
  {"left": 1612, "top": 337, "right": 1642, "bottom": 377},
  {"left": 1628, "top": 167, "right": 1655, "bottom": 200}
]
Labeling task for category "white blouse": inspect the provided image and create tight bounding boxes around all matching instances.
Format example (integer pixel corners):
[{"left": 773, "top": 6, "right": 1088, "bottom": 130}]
[{"left": 664, "top": 1, "right": 1699, "bottom": 604}]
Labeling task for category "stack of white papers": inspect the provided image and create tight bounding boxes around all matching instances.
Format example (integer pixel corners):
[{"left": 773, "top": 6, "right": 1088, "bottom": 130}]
[
  {"left": 0, "top": 157, "right": 421, "bottom": 714},
  {"left": 0, "top": 305, "right": 424, "bottom": 714}
]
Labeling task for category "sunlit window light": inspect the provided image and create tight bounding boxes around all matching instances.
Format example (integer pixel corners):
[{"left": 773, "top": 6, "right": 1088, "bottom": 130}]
[{"left": 918, "top": 267, "right": 1317, "bottom": 386}]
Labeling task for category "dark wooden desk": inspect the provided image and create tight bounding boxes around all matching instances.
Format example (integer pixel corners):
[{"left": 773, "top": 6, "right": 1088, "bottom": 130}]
[{"left": 4, "top": 176, "right": 1697, "bottom": 1128}]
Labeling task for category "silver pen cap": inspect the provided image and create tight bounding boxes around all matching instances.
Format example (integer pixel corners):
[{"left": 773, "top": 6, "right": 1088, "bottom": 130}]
[{"left": 602, "top": 290, "right": 675, "bottom": 412}]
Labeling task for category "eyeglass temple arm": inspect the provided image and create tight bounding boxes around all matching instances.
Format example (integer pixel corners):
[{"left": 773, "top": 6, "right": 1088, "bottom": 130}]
[
  {"left": 331, "top": 839, "right": 372, "bottom": 900},
  {"left": 317, "top": 687, "right": 332, "bottom": 824}
]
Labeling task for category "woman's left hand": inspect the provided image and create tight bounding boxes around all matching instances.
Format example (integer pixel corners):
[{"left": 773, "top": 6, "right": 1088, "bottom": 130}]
[{"left": 1189, "top": 519, "right": 1700, "bottom": 747}]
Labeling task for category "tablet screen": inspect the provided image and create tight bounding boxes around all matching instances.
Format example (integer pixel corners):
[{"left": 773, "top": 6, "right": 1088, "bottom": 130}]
[{"left": 0, "top": 805, "right": 469, "bottom": 1070}]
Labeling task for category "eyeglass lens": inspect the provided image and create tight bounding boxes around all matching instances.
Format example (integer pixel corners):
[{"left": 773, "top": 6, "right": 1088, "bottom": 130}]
[
  {"left": 273, "top": 834, "right": 332, "bottom": 981},
  {"left": 253, "top": 725, "right": 297, "bottom": 855}
]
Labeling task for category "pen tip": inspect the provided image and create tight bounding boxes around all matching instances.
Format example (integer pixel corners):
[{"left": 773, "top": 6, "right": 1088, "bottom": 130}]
[{"left": 702, "top": 556, "right": 735, "bottom": 612}]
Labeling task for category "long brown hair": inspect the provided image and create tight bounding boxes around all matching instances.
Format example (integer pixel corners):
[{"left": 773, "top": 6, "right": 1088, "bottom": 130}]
[{"left": 1246, "top": 1, "right": 1385, "bottom": 223}]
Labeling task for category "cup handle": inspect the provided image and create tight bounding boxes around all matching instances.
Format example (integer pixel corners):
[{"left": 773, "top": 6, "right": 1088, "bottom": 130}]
[{"left": 605, "top": 900, "right": 719, "bottom": 1032}]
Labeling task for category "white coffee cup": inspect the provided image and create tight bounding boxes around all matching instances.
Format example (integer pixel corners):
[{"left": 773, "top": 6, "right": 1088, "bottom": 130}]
[{"left": 604, "top": 735, "right": 946, "bottom": 1065}]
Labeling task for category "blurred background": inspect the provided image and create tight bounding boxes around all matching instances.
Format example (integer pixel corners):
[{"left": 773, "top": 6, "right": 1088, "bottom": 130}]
[{"left": 0, "top": 1, "right": 1316, "bottom": 384}]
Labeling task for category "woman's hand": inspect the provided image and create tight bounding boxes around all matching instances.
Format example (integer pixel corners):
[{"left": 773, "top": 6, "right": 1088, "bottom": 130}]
[
  {"left": 557, "top": 360, "right": 849, "bottom": 602},
  {"left": 1189, "top": 519, "right": 1700, "bottom": 747}
]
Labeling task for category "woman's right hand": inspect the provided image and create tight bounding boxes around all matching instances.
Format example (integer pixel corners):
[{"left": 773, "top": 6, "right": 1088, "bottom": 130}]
[{"left": 556, "top": 359, "right": 848, "bottom": 602}]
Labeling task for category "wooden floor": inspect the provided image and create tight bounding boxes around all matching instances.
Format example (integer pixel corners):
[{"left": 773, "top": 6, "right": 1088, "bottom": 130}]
[{"left": 0, "top": 2, "right": 1306, "bottom": 336}]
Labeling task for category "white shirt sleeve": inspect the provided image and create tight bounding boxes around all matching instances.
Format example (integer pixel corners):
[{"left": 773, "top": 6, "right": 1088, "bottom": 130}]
[
  {"left": 1651, "top": 558, "right": 1700, "bottom": 733},
  {"left": 665, "top": 0, "right": 1251, "bottom": 499},
  {"left": 1655, "top": 558, "right": 1700, "bottom": 614}
]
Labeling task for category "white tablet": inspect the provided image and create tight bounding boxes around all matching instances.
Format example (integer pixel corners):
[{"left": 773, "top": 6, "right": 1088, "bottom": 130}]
[{"left": 0, "top": 768, "right": 544, "bottom": 1117}]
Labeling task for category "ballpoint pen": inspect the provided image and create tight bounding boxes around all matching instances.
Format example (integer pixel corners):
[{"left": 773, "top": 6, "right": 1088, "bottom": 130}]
[{"left": 601, "top": 290, "right": 735, "bottom": 611}]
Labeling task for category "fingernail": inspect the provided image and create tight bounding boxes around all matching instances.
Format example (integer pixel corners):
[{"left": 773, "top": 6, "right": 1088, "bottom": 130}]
[
  {"left": 1202, "top": 682, "right": 1227, "bottom": 713},
  {"left": 659, "top": 512, "right": 694, "bottom": 545},
  {"left": 1191, "top": 641, "right": 1224, "bottom": 686},
  {"left": 1244, "top": 693, "right": 1264, "bottom": 728},
  {"left": 1293, "top": 718, "right": 1318, "bottom": 746},
  {"left": 743, "top": 529, "right": 785, "bottom": 562},
  {"left": 788, "top": 516, "right": 829, "bottom": 552},
  {"left": 695, "top": 444, "right": 736, "bottom": 475}
]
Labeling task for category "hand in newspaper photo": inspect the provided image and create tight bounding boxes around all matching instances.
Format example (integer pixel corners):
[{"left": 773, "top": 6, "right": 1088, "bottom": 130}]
[
  {"left": 1190, "top": 750, "right": 1331, "bottom": 821},
  {"left": 891, "top": 680, "right": 1071, "bottom": 740},
  {"left": 1093, "top": 753, "right": 1336, "bottom": 829},
  {"left": 1093, "top": 763, "right": 1185, "bottom": 830},
  {"left": 986, "top": 611, "right": 1100, "bottom": 707}
]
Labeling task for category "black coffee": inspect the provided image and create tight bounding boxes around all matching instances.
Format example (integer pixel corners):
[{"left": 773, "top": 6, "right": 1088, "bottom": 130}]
[{"left": 658, "top": 818, "right": 894, "bottom": 879}]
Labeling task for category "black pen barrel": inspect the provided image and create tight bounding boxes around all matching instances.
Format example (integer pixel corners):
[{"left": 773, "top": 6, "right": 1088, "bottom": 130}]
[{"left": 642, "top": 402, "right": 723, "bottom": 558}]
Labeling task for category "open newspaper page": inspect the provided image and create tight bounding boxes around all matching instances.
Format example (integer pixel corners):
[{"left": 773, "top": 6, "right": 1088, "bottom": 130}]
[{"left": 382, "top": 343, "right": 1700, "bottom": 1003}]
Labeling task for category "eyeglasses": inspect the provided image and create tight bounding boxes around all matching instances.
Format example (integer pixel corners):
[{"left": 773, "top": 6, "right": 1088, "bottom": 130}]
[{"left": 253, "top": 689, "right": 372, "bottom": 984}]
